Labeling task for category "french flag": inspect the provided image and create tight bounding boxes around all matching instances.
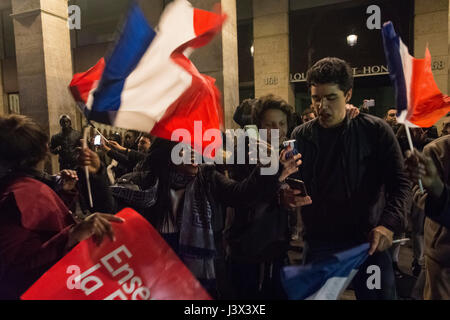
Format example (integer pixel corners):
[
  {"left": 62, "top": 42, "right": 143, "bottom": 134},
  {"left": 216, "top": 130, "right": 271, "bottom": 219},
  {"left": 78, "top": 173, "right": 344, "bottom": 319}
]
[
  {"left": 382, "top": 21, "right": 450, "bottom": 128},
  {"left": 281, "top": 243, "right": 369, "bottom": 300},
  {"left": 70, "top": 0, "right": 226, "bottom": 151}
]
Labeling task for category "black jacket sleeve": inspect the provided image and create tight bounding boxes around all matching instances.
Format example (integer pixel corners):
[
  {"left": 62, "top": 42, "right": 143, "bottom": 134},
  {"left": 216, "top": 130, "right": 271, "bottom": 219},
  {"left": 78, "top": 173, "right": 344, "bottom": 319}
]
[
  {"left": 210, "top": 165, "right": 282, "bottom": 208},
  {"left": 107, "top": 149, "right": 130, "bottom": 165},
  {"left": 77, "top": 165, "right": 116, "bottom": 214},
  {"left": 49, "top": 135, "right": 60, "bottom": 155},
  {"left": 377, "top": 121, "right": 411, "bottom": 233},
  {"left": 127, "top": 149, "right": 146, "bottom": 163}
]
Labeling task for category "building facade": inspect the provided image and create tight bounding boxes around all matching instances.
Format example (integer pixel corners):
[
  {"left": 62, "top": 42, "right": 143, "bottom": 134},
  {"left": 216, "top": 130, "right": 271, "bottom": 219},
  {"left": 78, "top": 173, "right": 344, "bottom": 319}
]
[{"left": 0, "top": 0, "right": 449, "bottom": 171}]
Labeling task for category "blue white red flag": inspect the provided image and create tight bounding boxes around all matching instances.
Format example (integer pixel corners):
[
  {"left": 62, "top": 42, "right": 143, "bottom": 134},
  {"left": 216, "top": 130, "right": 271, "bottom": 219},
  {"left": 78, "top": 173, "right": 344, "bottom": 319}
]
[
  {"left": 281, "top": 243, "right": 369, "bottom": 300},
  {"left": 381, "top": 21, "right": 450, "bottom": 127},
  {"left": 69, "top": 0, "right": 225, "bottom": 151}
]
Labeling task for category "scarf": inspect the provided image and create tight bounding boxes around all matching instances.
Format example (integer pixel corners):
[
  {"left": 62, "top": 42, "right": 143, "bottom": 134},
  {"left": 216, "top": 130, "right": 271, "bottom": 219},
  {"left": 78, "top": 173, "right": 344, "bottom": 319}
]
[
  {"left": 110, "top": 168, "right": 217, "bottom": 291},
  {"left": 169, "top": 170, "right": 216, "bottom": 291}
]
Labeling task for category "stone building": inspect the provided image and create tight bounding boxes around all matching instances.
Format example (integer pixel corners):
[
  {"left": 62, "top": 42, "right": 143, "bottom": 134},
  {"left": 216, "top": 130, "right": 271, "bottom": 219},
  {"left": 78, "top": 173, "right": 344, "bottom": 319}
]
[{"left": 0, "top": 0, "right": 449, "bottom": 171}]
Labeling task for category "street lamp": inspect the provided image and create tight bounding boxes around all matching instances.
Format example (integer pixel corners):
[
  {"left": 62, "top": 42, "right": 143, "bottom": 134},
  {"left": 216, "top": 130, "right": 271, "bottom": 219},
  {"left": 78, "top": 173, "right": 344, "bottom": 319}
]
[{"left": 347, "top": 34, "right": 358, "bottom": 47}]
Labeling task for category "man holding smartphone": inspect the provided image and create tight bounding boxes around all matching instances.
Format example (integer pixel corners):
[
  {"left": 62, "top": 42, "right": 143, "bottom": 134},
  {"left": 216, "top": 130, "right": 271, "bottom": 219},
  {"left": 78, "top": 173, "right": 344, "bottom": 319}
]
[{"left": 283, "top": 57, "right": 410, "bottom": 300}]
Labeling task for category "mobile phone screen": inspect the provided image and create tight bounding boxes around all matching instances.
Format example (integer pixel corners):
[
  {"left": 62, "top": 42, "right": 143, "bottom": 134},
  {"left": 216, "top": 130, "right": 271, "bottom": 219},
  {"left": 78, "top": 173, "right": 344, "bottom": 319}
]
[{"left": 94, "top": 135, "right": 101, "bottom": 146}]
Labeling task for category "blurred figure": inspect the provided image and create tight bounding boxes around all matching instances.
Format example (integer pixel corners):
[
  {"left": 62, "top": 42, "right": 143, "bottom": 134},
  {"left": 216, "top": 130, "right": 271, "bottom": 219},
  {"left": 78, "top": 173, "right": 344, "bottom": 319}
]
[
  {"left": 441, "top": 121, "right": 450, "bottom": 137},
  {"left": 123, "top": 130, "right": 139, "bottom": 150},
  {"left": 301, "top": 107, "right": 316, "bottom": 124},
  {"left": 136, "top": 134, "right": 152, "bottom": 153},
  {"left": 384, "top": 108, "right": 400, "bottom": 133},
  {"left": 102, "top": 133, "right": 152, "bottom": 181},
  {"left": 404, "top": 135, "right": 450, "bottom": 299},
  {"left": 109, "top": 132, "right": 123, "bottom": 146},
  {"left": 49, "top": 115, "right": 82, "bottom": 170},
  {"left": 254, "top": 94, "right": 294, "bottom": 144},
  {"left": 226, "top": 94, "right": 308, "bottom": 300},
  {"left": 233, "top": 98, "right": 258, "bottom": 128},
  {"left": 0, "top": 114, "right": 122, "bottom": 299}
]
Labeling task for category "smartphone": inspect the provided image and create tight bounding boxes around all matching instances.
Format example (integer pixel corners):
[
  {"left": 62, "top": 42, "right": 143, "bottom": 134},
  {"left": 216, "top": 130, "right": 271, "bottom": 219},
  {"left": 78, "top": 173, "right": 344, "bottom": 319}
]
[
  {"left": 364, "top": 99, "right": 375, "bottom": 108},
  {"left": 244, "top": 125, "right": 259, "bottom": 140},
  {"left": 285, "top": 178, "right": 308, "bottom": 196},
  {"left": 282, "top": 139, "right": 298, "bottom": 159},
  {"left": 94, "top": 134, "right": 102, "bottom": 146}
]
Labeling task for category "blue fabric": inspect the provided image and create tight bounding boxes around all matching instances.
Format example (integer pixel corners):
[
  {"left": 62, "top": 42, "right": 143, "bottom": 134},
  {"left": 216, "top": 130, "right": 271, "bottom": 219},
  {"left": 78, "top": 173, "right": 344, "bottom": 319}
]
[
  {"left": 281, "top": 243, "right": 370, "bottom": 300},
  {"left": 89, "top": 2, "right": 156, "bottom": 123},
  {"left": 381, "top": 21, "right": 408, "bottom": 117}
]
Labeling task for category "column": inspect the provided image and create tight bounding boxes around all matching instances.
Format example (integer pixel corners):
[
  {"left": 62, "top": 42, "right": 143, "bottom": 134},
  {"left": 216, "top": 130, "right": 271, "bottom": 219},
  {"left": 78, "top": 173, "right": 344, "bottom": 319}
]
[
  {"left": 11, "top": 0, "right": 77, "bottom": 172},
  {"left": 414, "top": 0, "right": 450, "bottom": 131},
  {"left": 0, "top": 61, "right": 6, "bottom": 115},
  {"left": 252, "top": 0, "right": 294, "bottom": 105}
]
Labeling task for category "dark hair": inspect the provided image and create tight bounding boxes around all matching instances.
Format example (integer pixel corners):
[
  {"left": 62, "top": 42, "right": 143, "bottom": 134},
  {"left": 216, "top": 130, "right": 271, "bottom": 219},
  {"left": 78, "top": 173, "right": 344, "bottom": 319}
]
[
  {"left": 442, "top": 121, "right": 450, "bottom": 136},
  {"left": 0, "top": 114, "right": 49, "bottom": 170},
  {"left": 140, "top": 133, "right": 153, "bottom": 141},
  {"left": 233, "top": 98, "right": 258, "bottom": 128},
  {"left": 254, "top": 94, "right": 295, "bottom": 131},
  {"left": 109, "top": 132, "right": 123, "bottom": 145},
  {"left": 385, "top": 108, "right": 397, "bottom": 116},
  {"left": 306, "top": 57, "right": 353, "bottom": 94}
]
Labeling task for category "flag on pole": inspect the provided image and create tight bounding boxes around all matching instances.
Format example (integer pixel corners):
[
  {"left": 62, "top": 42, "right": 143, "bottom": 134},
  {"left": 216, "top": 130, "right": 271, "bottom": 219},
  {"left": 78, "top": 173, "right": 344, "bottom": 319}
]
[
  {"left": 381, "top": 21, "right": 450, "bottom": 128},
  {"left": 69, "top": 0, "right": 225, "bottom": 152},
  {"left": 281, "top": 243, "right": 369, "bottom": 300}
]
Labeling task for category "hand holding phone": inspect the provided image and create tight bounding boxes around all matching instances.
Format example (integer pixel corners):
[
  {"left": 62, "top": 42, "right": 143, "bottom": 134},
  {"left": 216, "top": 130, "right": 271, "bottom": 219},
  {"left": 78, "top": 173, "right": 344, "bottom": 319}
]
[
  {"left": 283, "top": 139, "right": 298, "bottom": 159},
  {"left": 94, "top": 134, "right": 101, "bottom": 146},
  {"left": 285, "top": 178, "right": 308, "bottom": 196}
]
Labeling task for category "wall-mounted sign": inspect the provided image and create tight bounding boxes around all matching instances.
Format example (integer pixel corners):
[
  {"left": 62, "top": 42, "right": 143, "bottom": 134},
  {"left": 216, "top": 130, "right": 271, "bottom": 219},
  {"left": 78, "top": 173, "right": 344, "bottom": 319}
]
[
  {"left": 431, "top": 58, "right": 446, "bottom": 71},
  {"left": 264, "top": 76, "right": 279, "bottom": 86},
  {"left": 290, "top": 65, "right": 389, "bottom": 83},
  {"left": 8, "top": 93, "right": 19, "bottom": 114}
]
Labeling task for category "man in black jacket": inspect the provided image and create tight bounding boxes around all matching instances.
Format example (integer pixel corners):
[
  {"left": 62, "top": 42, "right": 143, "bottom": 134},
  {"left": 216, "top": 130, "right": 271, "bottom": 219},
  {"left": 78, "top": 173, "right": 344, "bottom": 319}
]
[
  {"left": 49, "top": 115, "right": 82, "bottom": 170},
  {"left": 283, "top": 57, "right": 410, "bottom": 300}
]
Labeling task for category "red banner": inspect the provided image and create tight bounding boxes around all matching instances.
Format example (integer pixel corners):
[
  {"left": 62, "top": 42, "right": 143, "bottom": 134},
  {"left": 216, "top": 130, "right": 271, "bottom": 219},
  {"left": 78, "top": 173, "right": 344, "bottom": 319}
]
[{"left": 21, "top": 208, "right": 211, "bottom": 300}]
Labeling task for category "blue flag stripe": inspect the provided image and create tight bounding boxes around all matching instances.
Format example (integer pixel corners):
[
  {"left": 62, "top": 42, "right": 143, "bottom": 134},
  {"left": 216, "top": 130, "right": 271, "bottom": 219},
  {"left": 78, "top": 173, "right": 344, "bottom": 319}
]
[
  {"left": 281, "top": 243, "right": 369, "bottom": 300},
  {"left": 90, "top": 2, "right": 157, "bottom": 115},
  {"left": 381, "top": 22, "right": 408, "bottom": 115}
]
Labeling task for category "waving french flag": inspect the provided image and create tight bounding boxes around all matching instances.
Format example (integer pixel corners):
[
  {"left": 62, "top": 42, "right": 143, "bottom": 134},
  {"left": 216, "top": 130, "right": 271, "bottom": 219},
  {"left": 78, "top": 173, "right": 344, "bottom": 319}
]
[
  {"left": 281, "top": 243, "right": 369, "bottom": 300},
  {"left": 70, "top": 0, "right": 225, "bottom": 150},
  {"left": 381, "top": 21, "right": 450, "bottom": 128}
]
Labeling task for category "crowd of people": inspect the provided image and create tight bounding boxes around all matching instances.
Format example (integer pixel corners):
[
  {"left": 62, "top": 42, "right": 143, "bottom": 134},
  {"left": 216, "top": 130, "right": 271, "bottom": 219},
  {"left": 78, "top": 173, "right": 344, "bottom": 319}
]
[{"left": 0, "top": 57, "right": 449, "bottom": 300}]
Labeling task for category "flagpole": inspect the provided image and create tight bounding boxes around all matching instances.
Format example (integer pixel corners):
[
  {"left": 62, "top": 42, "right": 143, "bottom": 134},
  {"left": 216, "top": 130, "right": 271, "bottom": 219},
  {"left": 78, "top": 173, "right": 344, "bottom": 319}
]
[
  {"left": 82, "top": 127, "right": 94, "bottom": 209},
  {"left": 404, "top": 122, "right": 424, "bottom": 193},
  {"left": 392, "top": 238, "right": 410, "bottom": 244}
]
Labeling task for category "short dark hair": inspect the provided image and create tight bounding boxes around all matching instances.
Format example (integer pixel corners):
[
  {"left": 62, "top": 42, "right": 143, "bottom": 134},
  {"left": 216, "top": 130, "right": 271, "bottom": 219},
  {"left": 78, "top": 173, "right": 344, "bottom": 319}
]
[
  {"left": 233, "top": 98, "right": 258, "bottom": 128},
  {"left": 0, "top": 114, "right": 49, "bottom": 170},
  {"left": 385, "top": 108, "right": 397, "bottom": 116},
  {"left": 140, "top": 133, "right": 153, "bottom": 141},
  {"left": 254, "top": 94, "right": 294, "bottom": 130},
  {"left": 306, "top": 57, "right": 353, "bottom": 94}
]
